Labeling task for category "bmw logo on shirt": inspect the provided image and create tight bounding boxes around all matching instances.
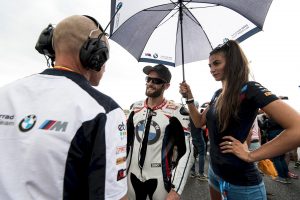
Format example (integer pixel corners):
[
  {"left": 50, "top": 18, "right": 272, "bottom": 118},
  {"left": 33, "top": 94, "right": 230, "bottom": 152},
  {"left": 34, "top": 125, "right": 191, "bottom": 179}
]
[{"left": 19, "top": 114, "right": 37, "bottom": 132}]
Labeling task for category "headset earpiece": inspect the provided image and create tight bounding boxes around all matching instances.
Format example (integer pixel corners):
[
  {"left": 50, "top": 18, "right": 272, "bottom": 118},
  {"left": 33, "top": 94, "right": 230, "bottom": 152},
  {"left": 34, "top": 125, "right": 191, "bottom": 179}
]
[
  {"left": 35, "top": 24, "right": 55, "bottom": 62},
  {"left": 79, "top": 15, "right": 109, "bottom": 71},
  {"left": 35, "top": 15, "right": 109, "bottom": 71},
  {"left": 79, "top": 33, "right": 109, "bottom": 71}
]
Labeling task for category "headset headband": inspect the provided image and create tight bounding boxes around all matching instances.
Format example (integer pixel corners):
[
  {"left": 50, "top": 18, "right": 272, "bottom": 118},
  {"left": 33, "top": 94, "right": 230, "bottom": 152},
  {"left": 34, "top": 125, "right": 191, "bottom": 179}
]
[{"left": 82, "top": 15, "right": 105, "bottom": 33}]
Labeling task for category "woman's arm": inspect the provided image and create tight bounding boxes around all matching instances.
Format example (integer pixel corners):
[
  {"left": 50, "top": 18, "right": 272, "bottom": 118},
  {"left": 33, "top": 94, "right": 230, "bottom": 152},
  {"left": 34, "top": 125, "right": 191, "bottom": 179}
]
[
  {"left": 179, "top": 82, "right": 206, "bottom": 128},
  {"left": 220, "top": 99, "right": 300, "bottom": 162}
]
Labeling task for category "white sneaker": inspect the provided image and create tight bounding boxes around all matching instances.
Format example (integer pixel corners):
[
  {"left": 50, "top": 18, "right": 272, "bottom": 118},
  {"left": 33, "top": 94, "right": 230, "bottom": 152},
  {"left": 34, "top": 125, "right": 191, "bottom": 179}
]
[
  {"left": 197, "top": 173, "right": 208, "bottom": 181},
  {"left": 190, "top": 172, "right": 198, "bottom": 178}
]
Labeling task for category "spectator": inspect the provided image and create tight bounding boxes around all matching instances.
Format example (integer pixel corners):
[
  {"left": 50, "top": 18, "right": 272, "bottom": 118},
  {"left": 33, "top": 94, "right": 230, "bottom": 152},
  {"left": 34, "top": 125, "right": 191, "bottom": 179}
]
[
  {"left": 262, "top": 113, "right": 291, "bottom": 184},
  {"left": 246, "top": 117, "right": 262, "bottom": 170},
  {"left": 190, "top": 101, "right": 207, "bottom": 181}
]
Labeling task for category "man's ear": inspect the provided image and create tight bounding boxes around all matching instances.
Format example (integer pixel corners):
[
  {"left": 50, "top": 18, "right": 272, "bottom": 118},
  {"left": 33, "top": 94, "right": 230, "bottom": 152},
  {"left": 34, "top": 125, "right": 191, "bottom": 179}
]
[{"left": 164, "top": 83, "right": 170, "bottom": 90}]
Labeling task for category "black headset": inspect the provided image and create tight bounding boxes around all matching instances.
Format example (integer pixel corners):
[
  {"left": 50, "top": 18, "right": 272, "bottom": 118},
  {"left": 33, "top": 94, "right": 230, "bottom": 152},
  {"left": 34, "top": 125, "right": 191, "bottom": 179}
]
[{"left": 35, "top": 15, "right": 109, "bottom": 71}]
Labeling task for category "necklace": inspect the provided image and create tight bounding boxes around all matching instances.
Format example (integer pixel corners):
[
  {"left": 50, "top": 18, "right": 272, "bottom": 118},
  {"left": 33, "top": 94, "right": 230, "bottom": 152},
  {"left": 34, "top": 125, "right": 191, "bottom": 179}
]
[{"left": 53, "top": 66, "right": 76, "bottom": 72}]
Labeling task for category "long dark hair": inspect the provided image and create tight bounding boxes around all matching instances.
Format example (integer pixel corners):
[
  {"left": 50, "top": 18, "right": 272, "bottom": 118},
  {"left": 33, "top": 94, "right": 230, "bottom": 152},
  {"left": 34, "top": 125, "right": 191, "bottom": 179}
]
[{"left": 210, "top": 40, "right": 250, "bottom": 132}]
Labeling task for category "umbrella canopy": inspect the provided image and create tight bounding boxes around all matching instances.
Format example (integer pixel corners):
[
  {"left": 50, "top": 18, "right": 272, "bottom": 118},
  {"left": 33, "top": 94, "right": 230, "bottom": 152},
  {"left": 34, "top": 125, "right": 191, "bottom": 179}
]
[{"left": 109, "top": 0, "right": 273, "bottom": 80}]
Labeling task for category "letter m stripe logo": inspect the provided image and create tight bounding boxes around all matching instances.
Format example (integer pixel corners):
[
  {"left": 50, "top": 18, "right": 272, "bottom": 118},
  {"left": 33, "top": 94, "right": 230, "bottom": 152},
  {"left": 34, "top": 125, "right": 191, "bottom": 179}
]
[{"left": 39, "top": 120, "right": 68, "bottom": 132}]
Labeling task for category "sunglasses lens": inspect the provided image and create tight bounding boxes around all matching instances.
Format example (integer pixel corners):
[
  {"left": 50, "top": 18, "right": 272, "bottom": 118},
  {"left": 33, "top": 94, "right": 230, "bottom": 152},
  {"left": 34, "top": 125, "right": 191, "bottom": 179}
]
[
  {"left": 145, "top": 76, "right": 166, "bottom": 84},
  {"left": 153, "top": 79, "right": 164, "bottom": 84}
]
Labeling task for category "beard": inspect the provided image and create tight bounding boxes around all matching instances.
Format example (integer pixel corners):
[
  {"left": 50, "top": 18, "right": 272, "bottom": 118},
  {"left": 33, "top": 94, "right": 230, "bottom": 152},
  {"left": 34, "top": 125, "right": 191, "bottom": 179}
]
[{"left": 145, "top": 85, "right": 164, "bottom": 98}]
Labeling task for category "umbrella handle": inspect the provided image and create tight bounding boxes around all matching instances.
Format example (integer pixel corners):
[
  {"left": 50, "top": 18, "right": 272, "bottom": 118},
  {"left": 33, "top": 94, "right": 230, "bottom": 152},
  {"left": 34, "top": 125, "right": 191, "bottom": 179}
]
[
  {"left": 179, "top": 1, "right": 185, "bottom": 82},
  {"left": 182, "top": 64, "right": 185, "bottom": 81}
]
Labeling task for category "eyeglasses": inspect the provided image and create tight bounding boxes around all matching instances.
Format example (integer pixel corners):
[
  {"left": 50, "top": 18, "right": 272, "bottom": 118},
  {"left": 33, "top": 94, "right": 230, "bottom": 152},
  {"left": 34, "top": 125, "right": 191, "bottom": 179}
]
[{"left": 145, "top": 76, "right": 166, "bottom": 84}]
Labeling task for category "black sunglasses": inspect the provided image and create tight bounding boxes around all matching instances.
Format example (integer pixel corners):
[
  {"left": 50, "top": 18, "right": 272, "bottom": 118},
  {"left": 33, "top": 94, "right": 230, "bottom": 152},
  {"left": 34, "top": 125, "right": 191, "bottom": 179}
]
[{"left": 145, "top": 76, "right": 166, "bottom": 84}]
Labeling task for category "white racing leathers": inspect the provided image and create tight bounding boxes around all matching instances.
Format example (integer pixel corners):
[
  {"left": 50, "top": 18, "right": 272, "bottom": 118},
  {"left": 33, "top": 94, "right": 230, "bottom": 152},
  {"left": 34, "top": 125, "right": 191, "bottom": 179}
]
[{"left": 127, "top": 99, "right": 194, "bottom": 200}]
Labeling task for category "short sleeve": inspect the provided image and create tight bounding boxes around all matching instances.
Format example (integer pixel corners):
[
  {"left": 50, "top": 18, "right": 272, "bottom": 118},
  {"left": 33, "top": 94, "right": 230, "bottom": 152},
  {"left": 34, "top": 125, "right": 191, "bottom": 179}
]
[{"left": 245, "top": 81, "right": 279, "bottom": 108}]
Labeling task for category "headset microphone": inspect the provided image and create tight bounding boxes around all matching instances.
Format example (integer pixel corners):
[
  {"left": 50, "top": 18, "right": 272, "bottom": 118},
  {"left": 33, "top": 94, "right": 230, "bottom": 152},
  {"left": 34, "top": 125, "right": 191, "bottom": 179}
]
[
  {"left": 79, "top": 5, "right": 122, "bottom": 71},
  {"left": 35, "top": 5, "right": 122, "bottom": 71},
  {"left": 105, "top": 2, "right": 122, "bottom": 35}
]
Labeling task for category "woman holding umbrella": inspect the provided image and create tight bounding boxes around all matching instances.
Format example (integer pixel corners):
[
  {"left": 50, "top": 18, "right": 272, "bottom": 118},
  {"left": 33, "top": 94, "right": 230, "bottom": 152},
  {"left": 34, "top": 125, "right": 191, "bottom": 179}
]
[{"left": 179, "top": 39, "right": 300, "bottom": 200}]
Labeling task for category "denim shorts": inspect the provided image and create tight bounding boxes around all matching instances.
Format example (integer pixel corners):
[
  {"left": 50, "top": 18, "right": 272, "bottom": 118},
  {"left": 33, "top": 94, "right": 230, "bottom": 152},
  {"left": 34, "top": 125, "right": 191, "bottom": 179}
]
[{"left": 208, "top": 166, "right": 267, "bottom": 200}]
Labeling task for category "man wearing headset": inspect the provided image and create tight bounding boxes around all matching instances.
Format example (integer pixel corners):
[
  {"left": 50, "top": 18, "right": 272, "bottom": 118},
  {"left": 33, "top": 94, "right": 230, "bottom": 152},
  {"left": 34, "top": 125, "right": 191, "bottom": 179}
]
[
  {"left": 127, "top": 64, "right": 193, "bottom": 200},
  {"left": 0, "top": 15, "right": 127, "bottom": 200}
]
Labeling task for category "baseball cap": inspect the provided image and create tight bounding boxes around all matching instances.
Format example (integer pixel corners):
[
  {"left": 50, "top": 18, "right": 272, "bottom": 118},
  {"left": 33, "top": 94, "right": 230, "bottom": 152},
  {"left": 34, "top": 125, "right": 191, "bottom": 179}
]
[{"left": 143, "top": 64, "right": 172, "bottom": 83}]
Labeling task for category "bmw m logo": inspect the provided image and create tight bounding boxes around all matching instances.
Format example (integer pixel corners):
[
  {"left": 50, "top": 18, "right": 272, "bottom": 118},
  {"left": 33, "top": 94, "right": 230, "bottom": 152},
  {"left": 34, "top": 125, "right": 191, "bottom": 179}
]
[{"left": 19, "top": 114, "right": 37, "bottom": 132}]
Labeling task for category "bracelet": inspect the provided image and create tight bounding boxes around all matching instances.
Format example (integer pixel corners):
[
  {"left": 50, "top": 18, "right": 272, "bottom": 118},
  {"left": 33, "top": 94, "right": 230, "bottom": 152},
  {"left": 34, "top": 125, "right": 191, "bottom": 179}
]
[{"left": 186, "top": 98, "right": 194, "bottom": 104}]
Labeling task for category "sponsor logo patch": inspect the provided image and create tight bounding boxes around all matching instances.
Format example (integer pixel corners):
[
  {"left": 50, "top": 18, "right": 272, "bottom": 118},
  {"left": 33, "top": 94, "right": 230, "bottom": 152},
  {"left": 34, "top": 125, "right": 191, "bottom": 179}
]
[
  {"left": 118, "top": 122, "right": 126, "bottom": 131},
  {"left": 19, "top": 115, "right": 37, "bottom": 132},
  {"left": 151, "top": 163, "right": 161, "bottom": 168},
  {"left": 119, "top": 131, "right": 127, "bottom": 140},
  {"left": 116, "top": 156, "right": 126, "bottom": 165},
  {"left": 118, "top": 122, "right": 127, "bottom": 140},
  {"left": 39, "top": 120, "right": 68, "bottom": 132},
  {"left": 160, "top": 55, "right": 173, "bottom": 61},
  {"left": 0, "top": 120, "right": 14, "bottom": 126},
  {"left": 231, "top": 24, "right": 249, "bottom": 39},
  {"left": 0, "top": 114, "right": 14, "bottom": 126},
  {"left": 135, "top": 120, "right": 161, "bottom": 145},
  {"left": 117, "top": 168, "right": 126, "bottom": 181},
  {"left": 0, "top": 114, "right": 14, "bottom": 120},
  {"left": 116, "top": 145, "right": 126, "bottom": 154}
]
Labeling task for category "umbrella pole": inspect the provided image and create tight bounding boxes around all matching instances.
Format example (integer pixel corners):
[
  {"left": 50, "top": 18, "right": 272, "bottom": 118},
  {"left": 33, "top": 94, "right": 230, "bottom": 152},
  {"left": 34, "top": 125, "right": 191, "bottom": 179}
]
[{"left": 179, "top": 0, "right": 185, "bottom": 82}]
